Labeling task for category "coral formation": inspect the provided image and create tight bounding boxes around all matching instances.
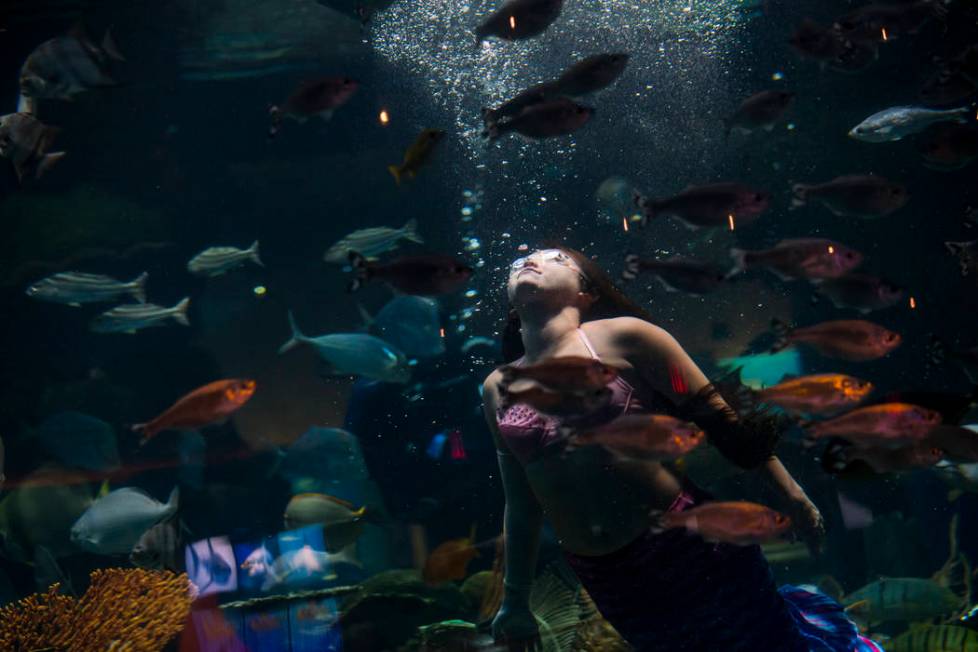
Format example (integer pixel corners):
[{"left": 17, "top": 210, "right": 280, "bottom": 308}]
[{"left": 0, "top": 567, "right": 196, "bottom": 651}]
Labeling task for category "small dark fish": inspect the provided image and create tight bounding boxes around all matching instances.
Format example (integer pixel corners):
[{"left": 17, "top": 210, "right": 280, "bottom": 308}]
[
  {"left": 90, "top": 298, "right": 190, "bottom": 334},
  {"left": 822, "top": 439, "right": 943, "bottom": 475},
  {"left": 813, "top": 274, "right": 904, "bottom": 313},
  {"left": 482, "top": 53, "right": 627, "bottom": 126},
  {"left": 484, "top": 97, "right": 593, "bottom": 140},
  {"left": 0, "top": 113, "right": 65, "bottom": 182},
  {"left": 388, "top": 128, "right": 445, "bottom": 185},
  {"left": 918, "top": 69, "right": 977, "bottom": 107},
  {"left": 789, "top": 19, "right": 878, "bottom": 73},
  {"left": 945, "top": 240, "right": 978, "bottom": 276},
  {"left": 475, "top": 0, "right": 564, "bottom": 43},
  {"left": 834, "top": 0, "right": 947, "bottom": 44},
  {"left": 268, "top": 77, "right": 358, "bottom": 138},
  {"left": 500, "top": 355, "right": 619, "bottom": 393},
  {"left": 634, "top": 182, "right": 770, "bottom": 229},
  {"left": 916, "top": 122, "right": 978, "bottom": 170},
  {"left": 482, "top": 81, "right": 560, "bottom": 126},
  {"left": 553, "top": 52, "right": 630, "bottom": 96},
  {"left": 27, "top": 271, "right": 147, "bottom": 306},
  {"left": 19, "top": 26, "right": 125, "bottom": 105},
  {"left": 770, "top": 318, "right": 901, "bottom": 361},
  {"left": 622, "top": 254, "right": 727, "bottom": 295},
  {"left": 791, "top": 174, "right": 908, "bottom": 218},
  {"left": 724, "top": 90, "right": 795, "bottom": 139},
  {"left": 926, "top": 424, "right": 978, "bottom": 462},
  {"left": 849, "top": 105, "right": 970, "bottom": 142},
  {"left": 348, "top": 251, "right": 472, "bottom": 295},
  {"left": 729, "top": 238, "right": 863, "bottom": 280}
]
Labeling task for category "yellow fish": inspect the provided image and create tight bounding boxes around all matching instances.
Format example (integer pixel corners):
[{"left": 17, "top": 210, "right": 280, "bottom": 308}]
[{"left": 388, "top": 128, "right": 445, "bottom": 185}]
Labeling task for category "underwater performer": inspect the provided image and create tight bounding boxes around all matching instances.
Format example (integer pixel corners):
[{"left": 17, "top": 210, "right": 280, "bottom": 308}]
[{"left": 483, "top": 246, "right": 883, "bottom": 652}]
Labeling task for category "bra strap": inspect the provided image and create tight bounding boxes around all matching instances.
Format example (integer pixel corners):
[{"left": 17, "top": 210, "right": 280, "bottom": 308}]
[{"left": 576, "top": 328, "right": 601, "bottom": 360}]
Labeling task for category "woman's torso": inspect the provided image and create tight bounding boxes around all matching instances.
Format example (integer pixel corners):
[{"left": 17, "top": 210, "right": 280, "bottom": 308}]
[{"left": 495, "top": 321, "right": 685, "bottom": 556}]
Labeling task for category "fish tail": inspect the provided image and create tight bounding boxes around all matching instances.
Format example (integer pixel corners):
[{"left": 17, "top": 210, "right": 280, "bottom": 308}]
[
  {"left": 171, "top": 297, "right": 191, "bottom": 326},
  {"left": 388, "top": 165, "right": 402, "bottom": 185},
  {"left": 165, "top": 486, "right": 180, "bottom": 516},
  {"left": 401, "top": 218, "right": 424, "bottom": 244},
  {"left": 130, "top": 272, "right": 149, "bottom": 303},
  {"left": 952, "top": 105, "right": 971, "bottom": 122},
  {"left": 728, "top": 247, "right": 750, "bottom": 277},
  {"left": 633, "top": 190, "right": 655, "bottom": 226},
  {"left": 621, "top": 253, "right": 640, "bottom": 281},
  {"left": 790, "top": 183, "right": 809, "bottom": 209},
  {"left": 248, "top": 240, "right": 264, "bottom": 267},
  {"left": 347, "top": 251, "right": 370, "bottom": 292},
  {"left": 279, "top": 310, "right": 305, "bottom": 354},
  {"left": 101, "top": 27, "right": 126, "bottom": 61},
  {"left": 35, "top": 151, "right": 66, "bottom": 179},
  {"left": 770, "top": 317, "right": 793, "bottom": 353}
]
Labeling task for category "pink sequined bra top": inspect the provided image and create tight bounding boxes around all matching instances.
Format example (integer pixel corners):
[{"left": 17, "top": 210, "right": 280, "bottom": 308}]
[{"left": 496, "top": 328, "right": 677, "bottom": 464}]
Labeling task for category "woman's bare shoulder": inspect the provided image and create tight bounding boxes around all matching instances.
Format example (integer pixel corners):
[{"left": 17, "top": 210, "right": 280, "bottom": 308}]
[
  {"left": 482, "top": 367, "right": 506, "bottom": 398},
  {"left": 583, "top": 316, "right": 673, "bottom": 343}
]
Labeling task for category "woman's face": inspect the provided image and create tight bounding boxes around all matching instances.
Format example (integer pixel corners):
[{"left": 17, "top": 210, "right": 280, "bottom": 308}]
[{"left": 506, "top": 249, "right": 588, "bottom": 307}]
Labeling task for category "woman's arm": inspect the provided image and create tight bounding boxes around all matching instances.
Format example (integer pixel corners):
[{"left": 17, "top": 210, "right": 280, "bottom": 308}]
[
  {"left": 616, "top": 317, "right": 825, "bottom": 549},
  {"left": 482, "top": 371, "right": 544, "bottom": 607}
]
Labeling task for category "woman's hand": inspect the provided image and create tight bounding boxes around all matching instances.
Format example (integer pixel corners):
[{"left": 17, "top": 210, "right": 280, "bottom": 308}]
[
  {"left": 785, "top": 492, "right": 826, "bottom": 556},
  {"left": 492, "top": 601, "right": 542, "bottom": 652}
]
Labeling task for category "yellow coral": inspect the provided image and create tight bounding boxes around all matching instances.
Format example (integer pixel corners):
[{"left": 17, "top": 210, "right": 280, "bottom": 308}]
[{"left": 0, "top": 568, "right": 196, "bottom": 652}]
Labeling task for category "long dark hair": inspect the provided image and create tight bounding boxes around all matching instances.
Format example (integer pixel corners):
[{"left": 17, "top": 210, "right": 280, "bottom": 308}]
[{"left": 500, "top": 244, "right": 653, "bottom": 362}]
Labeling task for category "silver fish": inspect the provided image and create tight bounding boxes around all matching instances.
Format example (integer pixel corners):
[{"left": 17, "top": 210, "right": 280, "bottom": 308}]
[
  {"left": 323, "top": 219, "right": 423, "bottom": 264},
  {"left": 130, "top": 517, "right": 186, "bottom": 573},
  {"left": 90, "top": 297, "right": 190, "bottom": 334},
  {"left": 19, "top": 27, "right": 125, "bottom": 105},
  {"left": 849, "top": 105, "right": 971, "bottom": 142},
  {"left": 71, "top": 486, "right": 178, "bottom": 555},
  {"left": 279, "top": 311, "right": 411, "bottom": 383},
  {"left": 187, "top": 240, "right": 263, "bottom": 276},
  {"left": 0, "top": 112, "right": 65, "bottom": 181},
  {"left": 26, "top": 271, "right": 147, "bottom": 306}
]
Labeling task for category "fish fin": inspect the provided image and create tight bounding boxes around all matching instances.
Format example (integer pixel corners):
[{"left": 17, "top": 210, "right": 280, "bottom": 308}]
[
  {"left": 17, "top": 94, "right": 36, "bottom": 115},
  {"left": 171, "top": 297, "right": 191, "bottom": 326},
  {"left": 101, "top": 27, "right": 126, "bottom": 61},
  {"left": 837, "top": 491, "right": 875, "bottom": 530},
  {"left": 165, "top": 486, "right": 180, "bottom": 517},
  {"left": 35, "top": 151, "right": 66, "bottom": 179},
  {"left": 98, "top": 478, "right": 111, "bottom": 498},
  {"left": 816, "top": 575, "right": 846, "bottom": 602},
  {"left": 356, "top": 302, "right": 374, "bottom": 331},
  {"left": 621, "top": 253, "right": 640, "bottom": 281},
  {"left": 130, "top": 272, "right": 148, "bottom": 303},
  {"left": 388, "top": 165, "right": 402, "bottom": 185},
  {"left": 248, "top": 240, "right": 263, "bottom": 267},
  {"left": 35, "top": 546, "right": 75, "bottom": 597},
  {"left": 401, "top": 218, "right": 424, "bottom": 244},
  {"left": 347, "top": 251, "right": 370, "bottom": 292},
  {"left": 844, "top": 599, "right": 870, "bottom": 616},
  {"left": 728, "top": 248, "right": 749, "bottom": 277},
  {"left": 790, "top": 184, "right": 809, "bottom": 209},
  {"left": 279, "top": 310, "right": 305, "bottom": 354}
]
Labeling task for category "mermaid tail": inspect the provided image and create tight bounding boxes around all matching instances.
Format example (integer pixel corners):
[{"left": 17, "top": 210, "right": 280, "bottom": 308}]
[{"left": 779, "top": 584, "right": 885, "bottom": 651}]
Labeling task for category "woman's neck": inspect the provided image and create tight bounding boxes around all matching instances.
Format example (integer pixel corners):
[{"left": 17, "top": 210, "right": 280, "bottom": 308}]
[{"left": 519, "top": 306, "right": 582, "bottom": 362}]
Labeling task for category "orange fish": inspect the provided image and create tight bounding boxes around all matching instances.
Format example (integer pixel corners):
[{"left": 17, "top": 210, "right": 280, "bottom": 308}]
[
  {"left": 567, "top": 414, "right": 704, "bottom": 460},
  {"left": 805, "top": 402, "right": 941, "bottom": 448},
  {"left": 133, "top": 379, "right": 256, "bottom": 445},
  {"left": 423, "top": 525, "right": 480, "bottom": 586},
  {"left": 500, "top": 355, "right": 619, "bottom": 393},
  {"left": 754, "top": 373, "right": 874, "bottom": 416},
  {"left": 498, "top": 384, "right": 612, "bottom": 419},
  {"left": 658, "top": 501, "right": 792, "bottom": 546}
]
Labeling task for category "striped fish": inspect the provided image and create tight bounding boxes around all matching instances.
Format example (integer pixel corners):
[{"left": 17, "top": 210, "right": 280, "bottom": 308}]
[
  {"left": 891, "top": 625, "right": 978, "bottom": 652},
  {"left": 18, "top": 26, "right": 125, "bottom": 104},
  {"left": 187, "top": 240, "right": 262, "bottom": 277},
  {"left": 90, "top": 298, "right": 190, "bottom": 334},
  {"left": 26, "top": 271, "right": 147, "bottom": 306},
  {"left": 323, "top": 219, "right": 423, "bottom": 264},
  {"left": 0, "top": 112, "right": 65, "bottom": 181}
]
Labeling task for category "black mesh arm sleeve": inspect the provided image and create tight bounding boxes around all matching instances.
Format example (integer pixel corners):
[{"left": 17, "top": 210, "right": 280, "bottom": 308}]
[{"left": 676, "top": 382, "right": 783, "bottom": 470}]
